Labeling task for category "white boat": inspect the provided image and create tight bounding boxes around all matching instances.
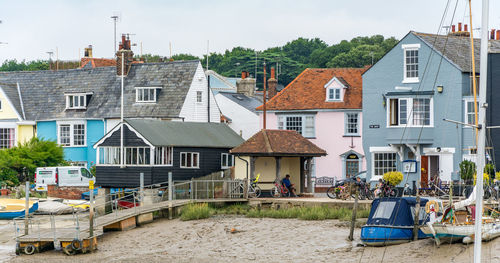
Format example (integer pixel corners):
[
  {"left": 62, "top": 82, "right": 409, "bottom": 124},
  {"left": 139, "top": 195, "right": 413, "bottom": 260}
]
[{"left": 422, "top": 218, "right": 500, "bottom": 246}]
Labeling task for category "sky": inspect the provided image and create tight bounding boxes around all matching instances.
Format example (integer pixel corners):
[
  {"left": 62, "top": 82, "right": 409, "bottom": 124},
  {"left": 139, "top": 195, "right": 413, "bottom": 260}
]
[{"left": 0, "top": 0, "right": 499, "bottom": 62}]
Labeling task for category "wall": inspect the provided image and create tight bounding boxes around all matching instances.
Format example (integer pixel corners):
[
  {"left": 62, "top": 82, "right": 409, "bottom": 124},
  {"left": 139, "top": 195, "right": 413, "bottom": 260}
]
[
  {"left": 260, "top": 111, "right": 365, "bottom": 179},
  {"left": 179, "top": 63, "right": 220, "bottom": 123},
  {"left": 47, "top": 185, "right": 88, "bottom": 200},
  {"left": 0, "top": 90, "right": 21, "bottom": 120},
  {"left": 362, "top": 32, "right": 468, "bottom": 185},
  {"left": 487, "top": 53, "right": 500, "bottom": 170},
  {"left": 214, "top": 93, "right": 260, "bottom": 139},
  {"left": 17, "top": 124, "right": 35, "bottom": 144}
]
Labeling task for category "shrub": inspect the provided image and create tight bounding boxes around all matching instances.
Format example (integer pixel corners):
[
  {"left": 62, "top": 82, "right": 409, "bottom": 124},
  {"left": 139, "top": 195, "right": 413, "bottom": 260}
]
[
  {"left": 180, "top": 203, "right": 213, "bottom": 221},
  {"left": 474, "top": 173, "right": 490, "bottom": 186},
  {"left": 496, "top": 171, "right": 500, "bottom": 181},
  {"left": 459, "top": 160, "right": 476, "bottom": 183},
  {"left": 383, "top": 171, "right": 403, "bottom": 186}
]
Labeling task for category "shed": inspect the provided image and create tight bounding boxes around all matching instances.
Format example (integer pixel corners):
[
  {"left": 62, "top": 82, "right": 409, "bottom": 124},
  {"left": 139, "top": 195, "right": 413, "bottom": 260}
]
[{"left": 230, "top": 129, "right": 327, "bottom": 194}]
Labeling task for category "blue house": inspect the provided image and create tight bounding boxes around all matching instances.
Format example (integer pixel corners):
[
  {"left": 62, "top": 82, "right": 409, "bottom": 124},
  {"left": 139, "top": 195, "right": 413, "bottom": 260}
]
[
  {"left": 0, "top": 38, "right": 220, "bottom": 168},
  {"left": 362, "top": 29, "right": 500, "bottom": 189}
]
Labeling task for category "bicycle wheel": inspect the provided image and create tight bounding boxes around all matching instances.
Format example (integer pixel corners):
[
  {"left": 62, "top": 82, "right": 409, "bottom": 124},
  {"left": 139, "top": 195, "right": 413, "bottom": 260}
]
[
  {"left": 282, "top": 188, "right": 290, "bottom": 197},
  {"left": 254, "top": 186, "right": 262, "bottom": 198},
  {"left": 326, "top": 187, "right": 337, "bottom": 199},
  {"left": 270, "top": 186, "right": 280, "bottom": 198},
  {"left": 389, "top": 189, "right": 397, "bottom": 197}
]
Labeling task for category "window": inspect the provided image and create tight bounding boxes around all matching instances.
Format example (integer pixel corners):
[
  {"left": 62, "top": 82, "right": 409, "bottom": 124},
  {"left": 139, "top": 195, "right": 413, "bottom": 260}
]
[
  {"left": 345, "top": 113, "right": 359, "bottom": 135},
  {"left": 465, "top": 100, "right": 478, "bottom": 125},
  {"left": 180, "top": 152, "right": 199, "bottom": 168},
  {"left": 402, "top": 44, "right": 420, "bottom": 83},
  {"left": 81, "top": 168, "right": 93, "bottom": 178},
  {"left": 221, "top": 153, "right": 234, "bottom": 169},
  {"left": 68, "top": 161, "right": 87, "bottom": 167},
  {"left": 98, "top": 147, "right": 122, "bottom": 165},
  {"left": 0, "top": 128, "right": 15, "bottom": 149},
  {"left": 196, "top": 91, "right": 203, "bottom": 103},
  {"left": 327, "top": 88, "right": 341, "bottom": 101},
  {"left": 66, "top": 94, "right": 88, "bottom": 109},
  {"left": 155, "top": 147, "right": 173, "bottom": 165},
  {"left": 388, "top": 98, "right": 432, "bottom": 127},
  {"left": 136, "top": 87, "right": 157, "bottom": 103},
  {"left": 277, "top": 115, "right": 315, "bottom": 138},
  {"left": 58, "top": 122, "right": 86, "bottom": 146},
  {"left": 125, "top": 147, "right": 151, "bottom": 165},
  {"left": 373, "top": 153, "right": 397, "bottom": 176},
  {"left": 373, "top": 201, "right": 396, "bottom": 219}
]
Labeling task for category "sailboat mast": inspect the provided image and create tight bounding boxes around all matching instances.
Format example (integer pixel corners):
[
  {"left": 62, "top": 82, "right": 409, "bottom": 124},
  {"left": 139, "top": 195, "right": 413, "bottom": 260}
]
[{"left": 473, "top": 0, "right": 489, "bottom": 261}]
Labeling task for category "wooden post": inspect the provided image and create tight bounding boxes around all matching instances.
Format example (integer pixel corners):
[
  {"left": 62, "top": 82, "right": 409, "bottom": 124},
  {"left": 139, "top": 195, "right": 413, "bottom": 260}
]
[
  {"left": 449, "top": 180, "right": 453, "bottom": 206},
  {"left": 348, "top": 185, "right": 359, "bottom": 241},
  {"left": 140, "top": 173, "right": 144, "bottom": 207},
  {"left": 89, "top": 180, "right": 94, "bottom": 252},
  {"left": 248, "top": 157, "right": 255, "bottom": 199},
  {"left": 413, "top": 195, "right": 421, "bottom": 241},
  {"left": 306, "top": 157, "right": 313, "bottom": 193},
  {"left": 168, "top": 172, "right": 173, "bottom": 219},
  {"left": 24, "top": 180, "right": 29, "bottom": 235},
  {"left": 275, "top": 157, "right": 281, "bottom": 182}
]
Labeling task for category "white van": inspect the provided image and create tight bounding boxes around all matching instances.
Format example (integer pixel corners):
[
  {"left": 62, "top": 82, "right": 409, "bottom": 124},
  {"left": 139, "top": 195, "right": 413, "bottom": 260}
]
[{"left": 35, "top": 166, "right": 95, "bottom": 191}]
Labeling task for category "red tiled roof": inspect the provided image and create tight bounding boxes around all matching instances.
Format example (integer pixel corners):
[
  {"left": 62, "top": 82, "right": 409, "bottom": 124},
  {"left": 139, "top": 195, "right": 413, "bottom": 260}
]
[
  {"left": 256, "top": 67, "right": 367, "bottom": 111},
  {"left": 80, "top": 58, "right": 117, "bottom": 68},
  {"left": 230, "top": 129, "right": 327, "bottom": 157}
]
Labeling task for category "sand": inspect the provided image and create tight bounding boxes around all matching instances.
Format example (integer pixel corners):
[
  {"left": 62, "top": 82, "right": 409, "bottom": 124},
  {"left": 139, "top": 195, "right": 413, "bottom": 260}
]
[{"left": 3, "top": 216, "right": 500, "bottom": 263}]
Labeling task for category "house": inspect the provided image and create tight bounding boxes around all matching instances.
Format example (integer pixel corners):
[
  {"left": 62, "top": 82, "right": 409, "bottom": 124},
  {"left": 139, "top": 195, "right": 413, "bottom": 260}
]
[
  {"left": 205, "top": 70, "right": 238, "bottom": 94},
  {"left": 230, "top": 129, "right": 326, "bottom": 194},
  {"left": 257, "top": 67, "right": 367, "bottom": 188},
  {"left": 93, "top": 119, "right": 244, "bottom": 188},
  {"left": 0, "top": 36, "right": 220, "bottom": 168},
  {"left": 0, "top": 83, "right": 35, "bottom": 148},
  {"left": 362, "top": 27, "right": 500, "bottom": 189},
  {"left": 486, "top": 30, "right": 500, "bottom": 170}
]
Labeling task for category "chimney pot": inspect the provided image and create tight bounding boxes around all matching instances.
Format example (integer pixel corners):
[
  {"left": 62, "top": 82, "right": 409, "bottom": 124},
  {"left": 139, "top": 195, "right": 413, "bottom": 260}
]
[
  {"left": 458, "top": 22, "right": 462, "bottom": 31},
  {"left": 496, "top": 30, "right": 500, "bottom": 40},
  {"left": 452, "top": 25, "right": 456, "bottom": 32},
  {"left": 464, "top": 24, "right": 468, "bottom": 32},
  {"left": 270, "top": 67, "right": 276, "bottom": 79}
]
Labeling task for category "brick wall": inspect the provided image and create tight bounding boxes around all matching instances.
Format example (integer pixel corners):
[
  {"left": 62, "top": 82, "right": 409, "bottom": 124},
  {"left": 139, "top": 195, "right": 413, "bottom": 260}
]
[{"left": 47, "top": 185, "right": 88, "bottom": 200}]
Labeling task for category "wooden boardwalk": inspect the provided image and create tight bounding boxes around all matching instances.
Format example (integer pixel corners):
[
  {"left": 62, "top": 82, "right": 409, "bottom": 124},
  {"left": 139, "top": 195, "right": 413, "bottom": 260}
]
[{"left": 17, "top": 198, "right": 246, "bottom": 243}]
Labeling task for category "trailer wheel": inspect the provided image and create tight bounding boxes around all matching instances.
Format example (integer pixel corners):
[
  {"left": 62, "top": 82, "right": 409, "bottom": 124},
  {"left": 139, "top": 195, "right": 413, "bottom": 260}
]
[
  {"left": 23, "top": 244, "right": 36, "bottom": 255},
  {"left": 63, "top": 244, "right": 76, "bottom": 255},
  {"left": 71, "top": 239, "right": 82, "bottom": 251}
]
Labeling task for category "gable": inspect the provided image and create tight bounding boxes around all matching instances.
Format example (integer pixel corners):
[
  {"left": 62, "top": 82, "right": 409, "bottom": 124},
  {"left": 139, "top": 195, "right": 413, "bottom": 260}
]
[
  {"left": 0, "top": 86, "right": 22, "bottom": 121},
  {"left": 98, "top": 124, "right": 149, "bottom": 147}
]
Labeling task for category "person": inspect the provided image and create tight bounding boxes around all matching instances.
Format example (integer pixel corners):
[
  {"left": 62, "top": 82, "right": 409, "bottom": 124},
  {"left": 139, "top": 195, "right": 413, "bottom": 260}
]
[
  {"left": 281, "top": 174, "right": 296, "bottom": 197},
  {"left": 374, "top": 178, "right": 383, "bottom": 198}
]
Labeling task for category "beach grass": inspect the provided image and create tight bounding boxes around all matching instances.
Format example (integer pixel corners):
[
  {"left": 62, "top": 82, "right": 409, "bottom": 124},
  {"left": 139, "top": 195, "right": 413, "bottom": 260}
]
[{"left": 180, "top": 203, "right": 214, "bottom": 221}]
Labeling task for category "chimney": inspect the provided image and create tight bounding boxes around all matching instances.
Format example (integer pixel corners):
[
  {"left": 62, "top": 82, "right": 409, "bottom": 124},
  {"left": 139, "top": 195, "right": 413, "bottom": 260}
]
[
  {"left": 452, "top": 25, "right": 456, "bottom": 32},
  {"left": 84, "top": 45, "right": 93, "bottom": 58},
  {"left": 497, "top": 30, "right": 500, "bottom": 40},
  {"left": 458, "top": 22, "right": 462, "bottom": 31},
  {"left": 268, "top": 67, "right": 278, "bottom": 99},
  {"left": 464, "top": 24, "right": 468, "bottom": 32},
  {"left": 116, "top": 34, "right": 134, "bottom": 76},
  {"left": 236, "top": 74, "right": 256, "bottom": 97}
]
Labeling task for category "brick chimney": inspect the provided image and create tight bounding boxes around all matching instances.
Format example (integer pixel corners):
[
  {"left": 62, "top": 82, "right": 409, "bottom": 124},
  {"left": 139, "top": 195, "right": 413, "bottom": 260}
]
[
  {"left": 267, "top": 67, "right": 278, "bottom": 99},
  {"left": 236, "top": 71, "right": 256, "bottom": 97},
  {"left": 116, "top": 34, "right": 134, "bottom": 76},
  {"left": 84, "top": 45, "right": 93, "bottom": 58}
]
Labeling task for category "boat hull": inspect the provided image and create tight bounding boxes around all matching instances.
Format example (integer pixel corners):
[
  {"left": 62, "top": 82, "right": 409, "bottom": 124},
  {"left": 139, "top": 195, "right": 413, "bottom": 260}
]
[
  {"left": 0, "top": 201, "right": 38, "bottom": 219},
  {"left": 361, "top": 225, "right": 429, "bottom": 246},
  {"left": 421, "top": 223, "right": 500, "bottom": 244}
]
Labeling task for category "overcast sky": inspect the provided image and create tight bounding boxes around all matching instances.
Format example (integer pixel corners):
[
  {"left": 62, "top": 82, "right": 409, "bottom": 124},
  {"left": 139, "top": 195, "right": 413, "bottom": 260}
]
[{"left": 0, "top": 0, "right": 499, "bottom": 62}]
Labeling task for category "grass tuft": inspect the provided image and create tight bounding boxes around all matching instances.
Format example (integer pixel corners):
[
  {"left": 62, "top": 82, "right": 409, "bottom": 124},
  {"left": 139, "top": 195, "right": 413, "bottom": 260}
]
[{"left": 180, "top": 203, "right": 214, "bottom": 221}]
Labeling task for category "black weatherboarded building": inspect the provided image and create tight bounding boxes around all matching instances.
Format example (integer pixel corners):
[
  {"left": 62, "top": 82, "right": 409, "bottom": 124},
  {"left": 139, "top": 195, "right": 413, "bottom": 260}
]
[{"left": 94, "top": 119, "right": 244, "bottom": 188}]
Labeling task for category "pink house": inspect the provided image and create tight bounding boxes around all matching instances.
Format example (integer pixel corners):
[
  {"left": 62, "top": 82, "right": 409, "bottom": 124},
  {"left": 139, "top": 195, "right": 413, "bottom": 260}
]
[{"left": 257, "top": 68, "right": 367, "bottom": 189}]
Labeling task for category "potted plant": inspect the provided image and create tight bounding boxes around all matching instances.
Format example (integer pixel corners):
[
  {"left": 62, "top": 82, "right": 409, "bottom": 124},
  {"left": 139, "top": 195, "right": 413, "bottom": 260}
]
[{"left": 383, "top": 171, "right": 403, "bottom": 186}]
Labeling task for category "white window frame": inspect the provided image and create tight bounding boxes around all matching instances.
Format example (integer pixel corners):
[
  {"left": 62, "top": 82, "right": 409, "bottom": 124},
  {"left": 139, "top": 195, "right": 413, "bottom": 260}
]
[
  {"left": 386, "top": 97, "right": 433, "bottom": 127},
  {"left": 372, "top": 152, "right": 398, "bottom": 176},
  {"left": 57, "top": 121, "right": 86, "bottom": 147},
  {"left": 344, "top": 112, "right": 359, "bottom": 136},
  {"left": 402, "top": 44, "right": 420, "bottom": 83},
  {"left": 196, "top": 91, "right": 203, "bottom": 103},
  {"left": 180, "top": 152, "right": 200, "bottom": 169},
  {"left": 135, "top": 87, "right": 159, "bottom": 103},
  {"left": 464, "top": 98, "right": 478, "bottom": 127},
  {"left": 221, "top": 153, "right": 234, "bottom": 169},
  {"left": 124, "top": 147, "right": 151, "bottom": 165},
  {"left": 277, "top": 114, "right": 315, "bottom": 138},
  {"left": 66, "top": 94, "right": 88, "bottom": 109},
  {"left": 326, "top": 87, "right": 341, "bottom": 102},
  {"left": 155, "top": 146, "right": 173, "bottom": 166}
]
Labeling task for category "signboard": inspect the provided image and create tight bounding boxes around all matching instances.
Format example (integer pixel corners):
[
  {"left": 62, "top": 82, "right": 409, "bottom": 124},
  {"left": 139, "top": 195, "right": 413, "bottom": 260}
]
[
  {"left": 347, "top": 154, "right": 359, "bottom": 159},
  {"left": 315, "top": 177, "right": 335, "bottom": 186},
  {"left": 89, "top": 180, "right": 94, "bottom": 190},
  {"left": 369, "top": 125, "right": 380, "bottom": 129},
  {"left": 402, "top": 160, "right": 417, "bottom": 173}
]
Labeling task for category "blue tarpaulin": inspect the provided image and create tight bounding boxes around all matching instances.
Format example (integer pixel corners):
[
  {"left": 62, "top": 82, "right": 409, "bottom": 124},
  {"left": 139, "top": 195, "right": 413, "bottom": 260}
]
[{"left": 366, "top": 197, "right": 429, "bottom": 226}]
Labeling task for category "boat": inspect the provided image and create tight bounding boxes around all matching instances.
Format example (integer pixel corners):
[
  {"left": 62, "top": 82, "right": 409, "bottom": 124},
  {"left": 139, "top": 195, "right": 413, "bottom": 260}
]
[
  {"left": 361, "top": 197, "right": 430, "bottom": 246},
  {"left": 0, "top": 199, "right": 39, "bottom": 219}
]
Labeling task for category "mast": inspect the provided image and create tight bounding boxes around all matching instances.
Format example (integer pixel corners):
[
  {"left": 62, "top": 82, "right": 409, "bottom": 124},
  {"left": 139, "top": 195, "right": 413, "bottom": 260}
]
[{"left": 473, "top": 0, "right": 489, "bottom": 261}]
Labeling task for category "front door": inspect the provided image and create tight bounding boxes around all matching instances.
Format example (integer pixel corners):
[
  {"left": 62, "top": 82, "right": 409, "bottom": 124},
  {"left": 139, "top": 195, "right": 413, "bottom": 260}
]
[
  {"left": 346, "top": 154, "right": 359, "bottom": 178},
  {"left": 420, "top": 156, "right": 429, "bottom": 187}
]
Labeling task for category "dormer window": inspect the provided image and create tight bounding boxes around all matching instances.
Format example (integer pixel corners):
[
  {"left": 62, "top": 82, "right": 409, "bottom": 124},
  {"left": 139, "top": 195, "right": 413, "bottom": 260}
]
[
  {"left": 66, "top": 93, "right": 92, "bottom": 109},
  {"left": 324, "top": 76, "right": 347, "bottom": 102},
  {"left": 136, "top": 87, "right": 160, "bottom": 103},
  {"left": 327, "top": 88, "right": 341, "bottom": 101}
]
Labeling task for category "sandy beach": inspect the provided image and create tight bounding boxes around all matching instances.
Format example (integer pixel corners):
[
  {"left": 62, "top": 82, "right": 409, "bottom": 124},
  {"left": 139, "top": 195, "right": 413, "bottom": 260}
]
[{"left": 1, "top": 215, "right": 499, "bottom": 263}]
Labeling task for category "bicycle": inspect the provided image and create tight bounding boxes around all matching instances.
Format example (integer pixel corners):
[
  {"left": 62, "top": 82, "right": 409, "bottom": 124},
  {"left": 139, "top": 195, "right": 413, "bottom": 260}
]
[
  {"left": 270, "top": 180, "right": 290, "bottom": 198},
  {"left": 248, "top": 174, "right": 262, "bottom": 198}
]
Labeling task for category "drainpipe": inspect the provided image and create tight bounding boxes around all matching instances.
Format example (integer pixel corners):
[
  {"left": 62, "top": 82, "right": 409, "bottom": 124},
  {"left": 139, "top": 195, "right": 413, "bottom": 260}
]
[{"left": 120, "top": 54, "right": 125, "bottom": 168}]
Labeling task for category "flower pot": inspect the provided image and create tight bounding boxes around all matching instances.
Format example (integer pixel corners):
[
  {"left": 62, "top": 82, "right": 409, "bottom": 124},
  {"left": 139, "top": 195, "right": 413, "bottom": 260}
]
[{"left": 0, "top": 189, "right": 8, "bottom": 196}]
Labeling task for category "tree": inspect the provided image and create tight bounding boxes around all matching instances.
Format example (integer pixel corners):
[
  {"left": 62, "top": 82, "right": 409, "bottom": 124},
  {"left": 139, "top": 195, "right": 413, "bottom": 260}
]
[
  {"left": 0, "top": 59, "right": 49, "bottom": 71},
  {"left": 0, "top": 138, "right": 66, "bottom": 185}
]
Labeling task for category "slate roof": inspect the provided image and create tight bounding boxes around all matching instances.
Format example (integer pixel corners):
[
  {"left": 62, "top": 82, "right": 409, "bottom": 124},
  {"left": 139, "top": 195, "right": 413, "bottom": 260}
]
[
  {"left": 413, "top": 32, "right": 500, "bottom": 73},
  {"left": 218, "top": 92, "right": 262, "bottom": 113},
  {"left": 0, "top": 60, "right": 200, "bottom": 120},
  {"left": 125, "top": 119, "right": 244, "bottom": 148},
  {"left": 230, "top": 129, "right": 327, "bottom": 157},
  {"left": 0, "top": 83, "right": 23, "bottom": 119},
  {"left": 256, "top": 68, "right": 366, "bottom": 111}
]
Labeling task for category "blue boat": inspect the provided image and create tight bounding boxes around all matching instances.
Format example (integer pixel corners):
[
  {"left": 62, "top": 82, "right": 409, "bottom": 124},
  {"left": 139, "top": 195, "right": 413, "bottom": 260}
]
[
  {"left": 0, "top": 199, "right": 39, "bottom": 220},
  {"left": 361, "top": 197, "right": 430, "bottom": 246}
]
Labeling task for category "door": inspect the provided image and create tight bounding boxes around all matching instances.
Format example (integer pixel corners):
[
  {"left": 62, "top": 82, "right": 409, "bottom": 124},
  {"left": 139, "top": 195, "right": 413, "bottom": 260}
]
[
  {"left": 346, "top": 154, "right": 359, "bottom": 178},
  {"left": 420, "top": 156, "right": 429, "bottom": 187},
  {"left": 429, "top": 156, "right": 440, "bottom": 184}
]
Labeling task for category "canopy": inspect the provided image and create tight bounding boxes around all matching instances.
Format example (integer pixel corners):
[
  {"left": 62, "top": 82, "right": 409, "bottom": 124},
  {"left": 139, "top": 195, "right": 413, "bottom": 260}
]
[{"left": 366, "top": 197, "right": 429, "bottom": 227}]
